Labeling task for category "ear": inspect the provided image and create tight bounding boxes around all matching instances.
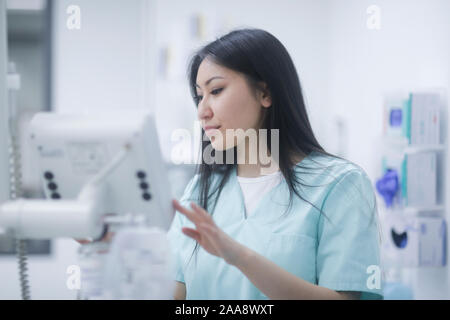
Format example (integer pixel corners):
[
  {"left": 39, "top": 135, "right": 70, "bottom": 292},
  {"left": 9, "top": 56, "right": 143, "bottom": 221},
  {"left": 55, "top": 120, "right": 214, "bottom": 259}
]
[{"left": 259, "top": 82, "right": 272, "bottom": 108}]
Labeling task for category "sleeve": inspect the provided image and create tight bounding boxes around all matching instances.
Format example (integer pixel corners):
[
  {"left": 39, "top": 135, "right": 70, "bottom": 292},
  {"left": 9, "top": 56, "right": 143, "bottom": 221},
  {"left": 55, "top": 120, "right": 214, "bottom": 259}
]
[
  {"left": 316, "top": 169, "right": 384, "bottom": 300},
  {"left": 167, "top": 174, "right": 200, "bottom": 283}
]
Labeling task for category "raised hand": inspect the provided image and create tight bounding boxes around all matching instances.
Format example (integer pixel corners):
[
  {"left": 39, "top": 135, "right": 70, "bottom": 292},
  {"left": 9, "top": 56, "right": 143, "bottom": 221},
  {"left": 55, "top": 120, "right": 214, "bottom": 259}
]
[{"left": 172, "top": 199, "right": 245, "bottom": 266}]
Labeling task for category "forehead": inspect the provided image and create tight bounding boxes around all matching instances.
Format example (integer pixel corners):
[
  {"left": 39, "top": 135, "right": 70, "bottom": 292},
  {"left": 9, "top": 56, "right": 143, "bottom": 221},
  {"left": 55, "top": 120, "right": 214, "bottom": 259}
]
[{"left": 196, "top": 58, "right": 237, "bottom": 86}]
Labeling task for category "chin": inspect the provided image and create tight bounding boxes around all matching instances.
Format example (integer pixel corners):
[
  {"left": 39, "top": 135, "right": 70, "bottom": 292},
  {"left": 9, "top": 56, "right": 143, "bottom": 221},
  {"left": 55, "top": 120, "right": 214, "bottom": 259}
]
[{"left": 211, "top": 139, "right": 235, "bottom": 152}]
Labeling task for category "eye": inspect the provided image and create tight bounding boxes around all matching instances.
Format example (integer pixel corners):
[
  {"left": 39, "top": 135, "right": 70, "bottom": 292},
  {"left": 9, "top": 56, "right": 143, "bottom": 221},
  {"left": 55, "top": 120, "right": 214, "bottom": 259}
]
[
  {"left": 211, "top": 88, "right": 223, "bottom": 95},
  {"left": 194, "top": 88, "right": 222, "bottom": 105}
]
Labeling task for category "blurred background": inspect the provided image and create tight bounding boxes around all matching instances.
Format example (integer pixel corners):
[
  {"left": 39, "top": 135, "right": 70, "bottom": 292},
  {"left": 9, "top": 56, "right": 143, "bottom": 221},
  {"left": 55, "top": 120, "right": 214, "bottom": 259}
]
[{"left": 0, "top": 0, "right": 449, "bottom": 299}]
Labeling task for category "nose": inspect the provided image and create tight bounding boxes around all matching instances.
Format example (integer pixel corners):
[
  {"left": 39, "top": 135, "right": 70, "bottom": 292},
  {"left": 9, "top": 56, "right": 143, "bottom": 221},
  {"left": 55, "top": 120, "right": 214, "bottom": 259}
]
[{"left": 197, "top": 99, "right": 213, "bottom": 121}]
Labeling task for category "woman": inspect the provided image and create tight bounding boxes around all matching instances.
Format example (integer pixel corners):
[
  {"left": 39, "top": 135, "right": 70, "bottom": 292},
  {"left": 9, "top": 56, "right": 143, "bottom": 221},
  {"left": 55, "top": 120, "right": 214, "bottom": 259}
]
[{"left": 168, "top": 28, "right": 382, "bottom": 300}]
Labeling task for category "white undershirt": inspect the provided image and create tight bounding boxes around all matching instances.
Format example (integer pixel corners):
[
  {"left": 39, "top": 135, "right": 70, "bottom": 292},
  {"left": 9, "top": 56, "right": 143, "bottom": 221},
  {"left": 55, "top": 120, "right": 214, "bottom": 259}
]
[{"left": 237, "top": 170, "right": 283, "bottom": 217}]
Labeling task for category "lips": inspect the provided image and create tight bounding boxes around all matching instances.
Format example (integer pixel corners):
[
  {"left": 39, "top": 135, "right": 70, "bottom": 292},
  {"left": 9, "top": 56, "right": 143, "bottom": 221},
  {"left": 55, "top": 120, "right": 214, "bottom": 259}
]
[
  {"left": 203, "top": 125, "right": 221, "bottom": 137},
  {"left": 204, "top": 125, "right": 221, "bottom": 132}
]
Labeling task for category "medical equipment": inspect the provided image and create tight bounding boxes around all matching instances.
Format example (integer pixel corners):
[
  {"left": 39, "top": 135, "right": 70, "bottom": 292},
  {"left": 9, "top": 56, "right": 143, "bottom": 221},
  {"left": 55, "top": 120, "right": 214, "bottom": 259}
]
[
  {"left": 77, "top": 224, "right": 174, "bottom": 300},
  {"left": 0, "top": 2, "right": 32, "bottom": 298},
  {"left": 1, "top": 112, "right": 174, "bottom": 237},
  {"left": 376, "top": 169, "right": 400, "bottom": 208},
  {"left": 382, "top": 214, "right": 446, "bottom": 267},
  {"left": 102, "top": 225, "right": 174, "bottom": 299},
  {"left": 4, "top": 57, "right": 32, "bottom": 300},
  {"left": 383, "top": 92, "right": 441, "bottom": 145},
  {"left": 0, "top": 111, "right": 175, "bottom": 299}
]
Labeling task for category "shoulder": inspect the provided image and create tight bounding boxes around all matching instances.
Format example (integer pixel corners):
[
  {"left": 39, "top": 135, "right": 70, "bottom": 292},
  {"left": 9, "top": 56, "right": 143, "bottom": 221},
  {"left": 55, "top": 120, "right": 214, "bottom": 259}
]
[
  {"left": 307, "top": 154, "right": 376, "bottom": 216},
  {"left": 294, "top": 151, "right": 370, "bottom": 187},
  {"left": 305, "top": 155, "right": 379, "bottom": 233},
  {"left": 327, "top": 168, "right": 375, "bottom": 205},
  {"left": 294, "top": 152, "right": 375, "bottom": 211}
]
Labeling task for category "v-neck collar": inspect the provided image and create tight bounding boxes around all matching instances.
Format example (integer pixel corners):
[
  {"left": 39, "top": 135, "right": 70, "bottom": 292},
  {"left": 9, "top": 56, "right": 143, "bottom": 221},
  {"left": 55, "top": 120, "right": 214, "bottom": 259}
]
[
  {"left": 231, "top": 153, "right": 313, "bottom": 220},
  {"left": 232, "top": 166, "right": 284, "bottom": 220}
]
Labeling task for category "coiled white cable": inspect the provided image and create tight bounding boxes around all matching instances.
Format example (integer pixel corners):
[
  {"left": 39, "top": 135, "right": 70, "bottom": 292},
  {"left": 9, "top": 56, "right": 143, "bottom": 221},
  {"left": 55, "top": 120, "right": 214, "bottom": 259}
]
[{"left": 7, "top": 62, "right": 30, "bottom": 300}]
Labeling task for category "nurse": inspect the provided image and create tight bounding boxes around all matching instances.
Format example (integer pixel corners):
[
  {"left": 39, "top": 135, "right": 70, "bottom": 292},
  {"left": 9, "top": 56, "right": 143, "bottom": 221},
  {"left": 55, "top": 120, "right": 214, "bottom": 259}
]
[{"left": 168, "top": 28, "right": 383, "bottom": 300}]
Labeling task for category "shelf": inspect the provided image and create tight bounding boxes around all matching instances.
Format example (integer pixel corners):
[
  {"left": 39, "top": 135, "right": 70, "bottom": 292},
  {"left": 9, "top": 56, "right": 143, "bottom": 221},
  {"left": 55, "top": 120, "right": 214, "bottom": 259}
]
[
  {"left": 403, "top": 205, "right": 445, "bottom": 215},
  {"left": 404, "top": 145, "right": 445, "bottom": 154},
  {"left": 382, "top": 137, "right": 445, "bottom": 155}
]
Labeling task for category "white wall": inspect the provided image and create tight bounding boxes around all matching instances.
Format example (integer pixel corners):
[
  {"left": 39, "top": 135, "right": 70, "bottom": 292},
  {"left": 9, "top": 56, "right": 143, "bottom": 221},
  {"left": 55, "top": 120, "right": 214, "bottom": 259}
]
[
  {"left": 326, "top": 0, "right": 450, "bottom": 299},
  {"left": 327, "top": 0, "right": 450, "bottom": 178},
  {"left": 52, "top": 0, "right": 152, "bottom": 113}
]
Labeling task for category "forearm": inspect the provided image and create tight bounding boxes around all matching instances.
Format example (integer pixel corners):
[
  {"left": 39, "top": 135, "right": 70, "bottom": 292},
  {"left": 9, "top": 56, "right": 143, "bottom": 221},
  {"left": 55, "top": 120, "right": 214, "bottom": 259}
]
[{"left": 233, "top": 245, "right": 350, "bottom": 300}]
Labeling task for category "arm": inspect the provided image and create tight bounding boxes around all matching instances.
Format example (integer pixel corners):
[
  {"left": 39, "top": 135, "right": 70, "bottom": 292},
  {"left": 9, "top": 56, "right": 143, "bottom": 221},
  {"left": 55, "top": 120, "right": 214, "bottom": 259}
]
[
  {"left": 235, "top": 245, "right": 359, "bottom": 300},
  {"left": 173, "top": 200, "right": 360, "bottom": 300},
  {"left": 174, "top": 281, "right": 186, "bottom": 300}
]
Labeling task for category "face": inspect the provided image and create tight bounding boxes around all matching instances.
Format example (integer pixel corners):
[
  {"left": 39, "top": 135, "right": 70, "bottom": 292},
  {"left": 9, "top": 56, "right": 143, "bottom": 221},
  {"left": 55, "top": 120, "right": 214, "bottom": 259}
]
[{"left": 195, "top": 58, "right": 272, "bottom": 151}]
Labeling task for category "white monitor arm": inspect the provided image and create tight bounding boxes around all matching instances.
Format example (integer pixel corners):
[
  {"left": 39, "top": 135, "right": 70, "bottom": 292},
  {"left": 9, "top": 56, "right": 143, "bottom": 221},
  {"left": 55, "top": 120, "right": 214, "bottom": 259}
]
[{"left": 0, "top": 144, "right": 131, "bottom": 240}]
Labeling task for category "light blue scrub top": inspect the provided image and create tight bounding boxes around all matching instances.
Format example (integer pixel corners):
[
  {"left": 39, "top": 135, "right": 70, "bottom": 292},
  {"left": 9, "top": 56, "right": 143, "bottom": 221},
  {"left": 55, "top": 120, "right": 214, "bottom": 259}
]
[{"left": 167, "top": 151, "right": 383, "bottom": 300}]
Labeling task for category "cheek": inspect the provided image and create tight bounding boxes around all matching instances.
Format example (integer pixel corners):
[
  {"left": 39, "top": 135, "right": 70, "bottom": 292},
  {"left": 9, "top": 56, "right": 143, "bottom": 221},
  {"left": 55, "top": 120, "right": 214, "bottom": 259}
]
[
  {"left": 215, "top": 91, "right": 260, "bottom": 131},
  {"left": 208, "top": 92, "right": 260, "bottom": 151}
]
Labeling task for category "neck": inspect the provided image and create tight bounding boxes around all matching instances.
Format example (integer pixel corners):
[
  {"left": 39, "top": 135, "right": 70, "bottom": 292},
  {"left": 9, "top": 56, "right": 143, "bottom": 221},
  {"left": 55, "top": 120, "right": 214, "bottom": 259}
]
[
  {"left": 237, "top": 162, "right": 279, "bottom": 178},
  {"left": 236, "top": 138, "right": 280, "bottom": 178},
  {"left": 236, "top": 150, "right": 306, "bottom": 178}
]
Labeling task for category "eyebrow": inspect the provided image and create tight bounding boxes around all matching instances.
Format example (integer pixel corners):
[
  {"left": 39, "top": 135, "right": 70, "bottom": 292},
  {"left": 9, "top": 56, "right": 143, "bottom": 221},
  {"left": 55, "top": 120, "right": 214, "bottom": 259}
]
[{"left": 195, "top": 76, "right": 225, "bottom": 88}]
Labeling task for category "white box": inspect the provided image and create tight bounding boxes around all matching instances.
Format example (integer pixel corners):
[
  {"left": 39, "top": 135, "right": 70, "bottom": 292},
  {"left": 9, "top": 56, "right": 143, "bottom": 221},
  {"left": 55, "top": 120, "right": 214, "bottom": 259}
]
[
  {"left": 405, "top": 153, "right": 436, "bottom": 207},
  {"left": 410, "top": 93, "right": 440, "bottom": 145},
  {"left": 382, "top": 214, "right": 446, "bottom": 267}
]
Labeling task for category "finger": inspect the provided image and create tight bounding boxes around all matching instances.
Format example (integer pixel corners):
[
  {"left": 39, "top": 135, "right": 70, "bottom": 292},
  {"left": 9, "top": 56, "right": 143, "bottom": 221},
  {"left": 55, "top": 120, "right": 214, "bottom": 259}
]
[
  {"left": 190, "top": 202, "right": 214, "bottom": 223},
  {"left": 172, "top": 199, "right": 203, "bottom": 225},
  {"left": 182, "top": 227, "right": 201, "bottom": 242}
]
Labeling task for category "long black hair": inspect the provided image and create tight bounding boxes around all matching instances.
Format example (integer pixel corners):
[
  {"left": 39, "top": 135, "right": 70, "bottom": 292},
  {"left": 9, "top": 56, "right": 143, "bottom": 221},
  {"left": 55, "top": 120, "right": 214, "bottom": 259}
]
[
  {"left": 188, "top": 28, "right": 331, "bottom": 215},
  {"left": 186, "top": 28, "right": 376, "bottom": 264}
]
